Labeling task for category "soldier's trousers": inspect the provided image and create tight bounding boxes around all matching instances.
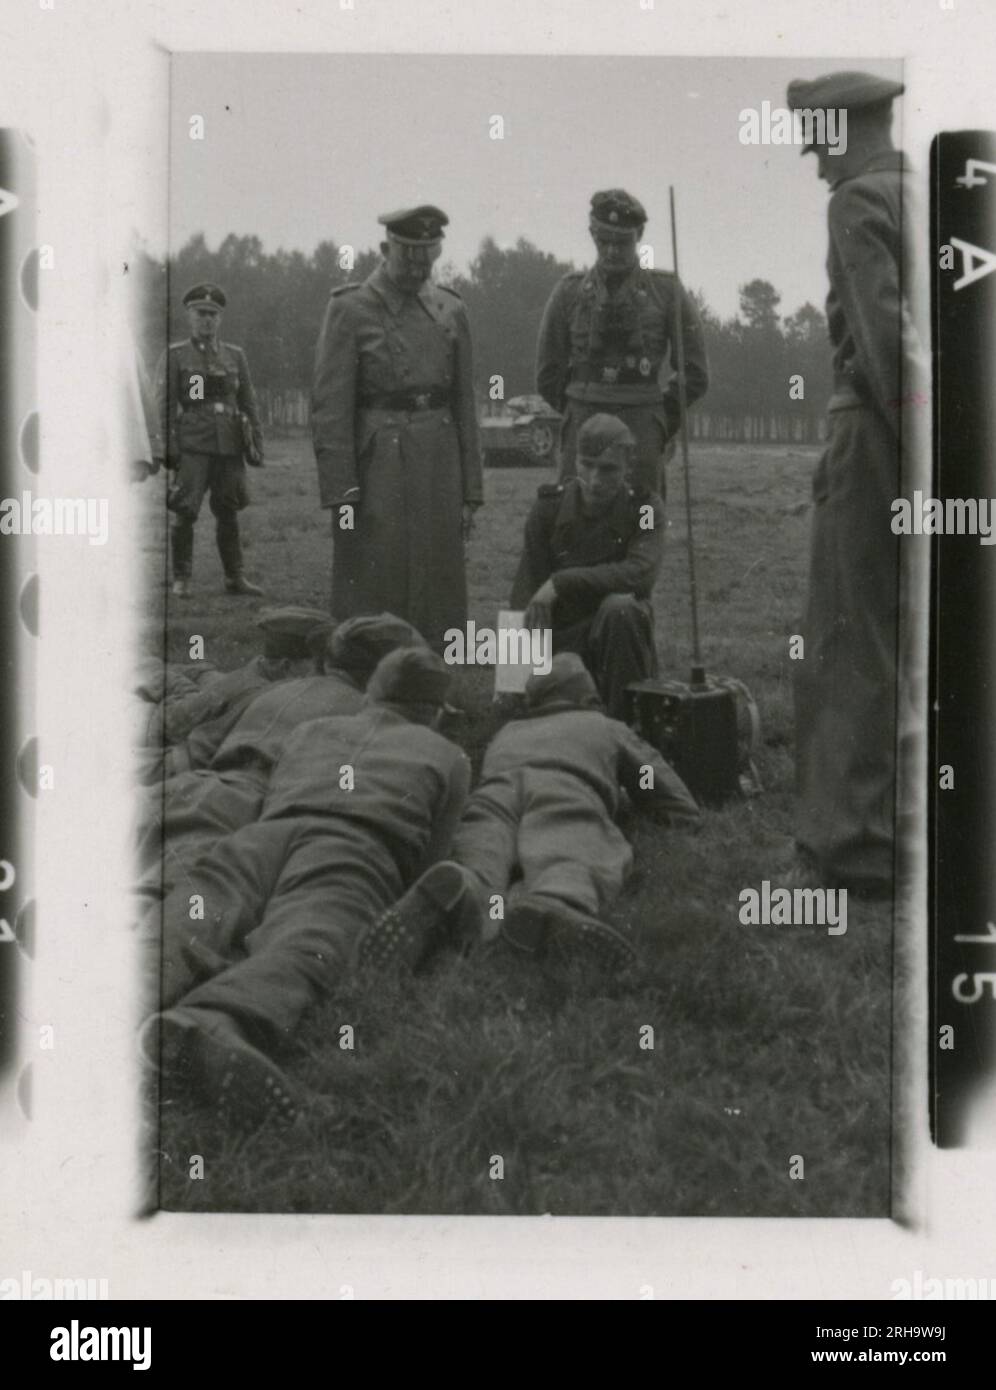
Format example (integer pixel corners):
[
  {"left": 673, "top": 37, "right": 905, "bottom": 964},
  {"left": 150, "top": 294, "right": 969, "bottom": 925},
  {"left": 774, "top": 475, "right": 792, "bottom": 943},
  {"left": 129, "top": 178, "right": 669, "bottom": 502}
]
[
  {"left": 452, "top": 767, "right": 633, "bottom": 917},
  {"left": 793, "top": 405, "right": 900, "bottom": 891},
  {"left": 169, "top": 451, "right": 248, "bottom": 578},
  {"left": 134, "top": 765, "right": 269, "bottom": 908},
  {"left": 555, "top": 593, "right": 657, "bottom": 719},
  {"left": 146, "top": 815, "right": 404, "bottom": 1048},
  {"left": 559, "top": 400, "right": 675, "bottom": 496}
]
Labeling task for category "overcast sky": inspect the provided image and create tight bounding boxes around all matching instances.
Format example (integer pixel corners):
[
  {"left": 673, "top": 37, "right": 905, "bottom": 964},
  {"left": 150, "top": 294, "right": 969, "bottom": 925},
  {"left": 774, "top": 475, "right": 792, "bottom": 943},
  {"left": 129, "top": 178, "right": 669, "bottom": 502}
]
[{"left": 167, "top": 53, "right": 904, "bottom": 322}]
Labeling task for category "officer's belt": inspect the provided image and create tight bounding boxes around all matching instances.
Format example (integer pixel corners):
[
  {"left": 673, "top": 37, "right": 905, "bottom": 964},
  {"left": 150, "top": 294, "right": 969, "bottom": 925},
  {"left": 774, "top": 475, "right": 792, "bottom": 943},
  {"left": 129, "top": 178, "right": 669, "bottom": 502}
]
[
  {"left": 565, "top": 382, "right": 664, "bottom": 406},
  {"left": 358, "top": 387, "right": 451, "bottom": 412},
  {"left": 571, "top": 362, "right": 662, "bottom": 388}
]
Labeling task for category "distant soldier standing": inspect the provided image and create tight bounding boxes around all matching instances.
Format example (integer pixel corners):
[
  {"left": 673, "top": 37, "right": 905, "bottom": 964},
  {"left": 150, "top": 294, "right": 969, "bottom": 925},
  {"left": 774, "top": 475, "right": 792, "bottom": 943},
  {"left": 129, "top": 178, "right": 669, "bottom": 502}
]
[
  {"left": 786, "top": 72, "right": 924, "bottom": 896},
  {"left": 312, "top": 206, "right": 483, "bottom": 651},
  {"left": 154, "top": 283, "right": 264, "bottom": 598},
  {"left": 536, "top": 189, "right": 709, "bottom": 495}
]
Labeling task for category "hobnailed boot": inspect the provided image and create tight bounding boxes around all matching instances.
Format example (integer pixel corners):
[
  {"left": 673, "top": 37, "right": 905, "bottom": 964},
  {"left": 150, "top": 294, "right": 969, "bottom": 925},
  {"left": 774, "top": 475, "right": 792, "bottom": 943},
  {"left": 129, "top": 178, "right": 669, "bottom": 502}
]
[{"left": 224, "top": 571, "right": 264, "bottom": 597}]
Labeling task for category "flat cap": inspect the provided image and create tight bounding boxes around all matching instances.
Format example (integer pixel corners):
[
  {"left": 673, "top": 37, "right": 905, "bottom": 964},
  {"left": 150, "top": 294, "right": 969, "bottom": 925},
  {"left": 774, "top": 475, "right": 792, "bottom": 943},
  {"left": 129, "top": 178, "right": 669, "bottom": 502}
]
[
  {"left": 576, "top": 411, "right": 636, "bottom": 462},
  {"left": 256, "top": 605, "right": 334, "bottom": 659},
  {"left": 590, "top": 189, "right": 647, "bottom": 234},
  {"left": 787, "top": 71, "right": 904, "bottom": 152},
  {"left": 378, "top": 204, "right": 449, "bottom": 245},
  {"left": 327, "top": 611, "right": 427, "bottom": 677},
  {"left": 525, "top": 652, "right": 601, "bottom": 711},
  {"left": 365, "top": 646, "right": 453, "bottom": 707},
  {"left": 182, "top": 282, "right": 227, "bottom": 310}
]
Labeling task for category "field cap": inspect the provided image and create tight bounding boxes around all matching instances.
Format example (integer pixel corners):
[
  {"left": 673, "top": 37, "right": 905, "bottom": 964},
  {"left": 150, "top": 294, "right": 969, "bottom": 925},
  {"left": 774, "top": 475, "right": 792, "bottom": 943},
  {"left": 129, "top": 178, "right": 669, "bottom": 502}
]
[
  {"left": 526, "top": 652, "right": 601, "bottom": 711},
  {"left": 328, "top": 612, "right": 427, "bottom": 678},
  {"left": 590, "top": 189, "right": 647, "bottom": 237},
  {"left": 786, "top": 71, "right": 904, "bottom": 151},
  {"left": 256, "top": 605, "right": 334, "bottom": 659},
  {"left": 576, "top": 412, "right": 636, "bottom": 463},
  {"left": 365, "top": 646, "right": 453, "bottom": 706}
]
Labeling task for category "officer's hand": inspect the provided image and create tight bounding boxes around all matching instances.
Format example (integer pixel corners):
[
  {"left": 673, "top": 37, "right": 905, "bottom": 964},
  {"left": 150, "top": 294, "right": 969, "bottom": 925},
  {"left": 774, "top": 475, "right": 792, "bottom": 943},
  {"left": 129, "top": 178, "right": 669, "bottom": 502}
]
[{"left": 524, "top": 578, "right": 557, "bottom": 632}]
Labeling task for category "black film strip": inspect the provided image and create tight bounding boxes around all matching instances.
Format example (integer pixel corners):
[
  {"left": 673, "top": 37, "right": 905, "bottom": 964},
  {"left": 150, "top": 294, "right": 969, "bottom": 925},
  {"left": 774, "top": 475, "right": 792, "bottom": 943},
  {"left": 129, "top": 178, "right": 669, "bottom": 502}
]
[{"left": 929, "top": 131, "right": 996, "bottom": 1146}]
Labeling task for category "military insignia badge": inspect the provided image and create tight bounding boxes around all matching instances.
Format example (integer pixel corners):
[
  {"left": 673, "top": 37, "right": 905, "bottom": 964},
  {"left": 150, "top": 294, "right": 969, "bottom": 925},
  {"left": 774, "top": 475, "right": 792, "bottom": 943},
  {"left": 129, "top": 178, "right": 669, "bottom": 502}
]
[
  {"left": 639, "top": 357, "right": 652, "bottom": 377},
  {"left": 625, "top": 356, "right": 636, "bottom": 369}
]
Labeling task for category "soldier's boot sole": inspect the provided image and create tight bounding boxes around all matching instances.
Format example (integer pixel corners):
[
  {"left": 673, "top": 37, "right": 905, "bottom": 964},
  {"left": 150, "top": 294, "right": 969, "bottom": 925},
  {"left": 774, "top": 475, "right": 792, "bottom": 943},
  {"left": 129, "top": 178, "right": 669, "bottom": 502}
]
[
  {"left": 357, "top": 861, "right": 483, "bottom": 972},
  {"left": 503, "top": 894, "right": 638, "bottom": 974},
  {"left": 141, "top": 1006, "right": 304, "bottom": 1131}
]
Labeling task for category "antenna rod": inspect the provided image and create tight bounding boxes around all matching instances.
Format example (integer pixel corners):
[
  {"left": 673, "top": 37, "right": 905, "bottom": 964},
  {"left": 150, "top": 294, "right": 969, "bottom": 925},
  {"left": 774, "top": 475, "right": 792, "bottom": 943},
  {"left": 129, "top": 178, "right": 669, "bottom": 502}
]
[{"left": 668, "top": 186, "right": 705, "bottom": 688}]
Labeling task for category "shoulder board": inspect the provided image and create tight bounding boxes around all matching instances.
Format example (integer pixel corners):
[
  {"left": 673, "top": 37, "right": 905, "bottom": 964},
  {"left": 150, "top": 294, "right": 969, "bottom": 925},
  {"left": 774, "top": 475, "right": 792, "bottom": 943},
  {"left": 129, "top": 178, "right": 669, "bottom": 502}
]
[
  {"left": 561, "top": 270, "right": 584, "bottom": 282},
  {"left": 437, "top": 284, "right": 463, "bottom": 300},
  {"left": 537, "top": 482, "right": 564, "bottom": 499},
  {"left": 168, "top": 340, "right": 187, "bottom": 351},
  {"left": 643, "top": 267, "right": 676, "bottom": 278},
  {"left": 221, "top": 341, "right": 245, "bottom": 354},
  {"left": 330, "top": 282, "right": 362, "bottom": 298}
]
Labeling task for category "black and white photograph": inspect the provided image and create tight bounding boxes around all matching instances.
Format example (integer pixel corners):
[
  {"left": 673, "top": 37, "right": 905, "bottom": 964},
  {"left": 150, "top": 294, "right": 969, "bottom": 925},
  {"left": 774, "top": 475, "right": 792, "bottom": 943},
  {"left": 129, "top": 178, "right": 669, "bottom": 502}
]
[
  {"left": 130, "top": 51, "right": 917, "bottom": 1217},
  {"left": 1, "top": 0, "right": 996, "bottom": 1319}
]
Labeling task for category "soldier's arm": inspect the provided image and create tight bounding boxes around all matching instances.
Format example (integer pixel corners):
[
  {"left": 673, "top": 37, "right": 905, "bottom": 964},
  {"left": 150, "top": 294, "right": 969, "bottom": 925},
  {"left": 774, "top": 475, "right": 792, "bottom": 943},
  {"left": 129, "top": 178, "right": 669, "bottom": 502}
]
[
  {"left": 551, "top": 497, "right": 664, "bottom": 605},
  {"left": 234, "top": 346, "right": 264, "bottom": 457},
  {"left": 828, "top": 182, "right": 912, "bottom": 432},
  {"left": 615, "top": 724, "right": 702, "bottom": 826},
  {"left": 660, "top": 282, "right": 709, "bottom": 437},
  {"left": 509, "top": 497, "right": 556, "bottom": 608},
  {"left": 451, "top": 296, "right": 485, "bottom": 506},
  {"left": 423, "top": 749, "right": 472, "bottom": 866},
  {"left": 312, "top": 291, "right": 361, "bottom": 507},
  {"left": 535, "top": 280, "right": 572, "bottom": 412}
]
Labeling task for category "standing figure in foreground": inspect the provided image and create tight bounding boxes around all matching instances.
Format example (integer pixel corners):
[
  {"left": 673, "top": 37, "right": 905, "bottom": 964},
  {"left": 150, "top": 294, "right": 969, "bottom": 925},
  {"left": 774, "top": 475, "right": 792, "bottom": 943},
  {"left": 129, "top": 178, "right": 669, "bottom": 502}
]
[
  {"left": 787, "top": 71, "right": 925, "bottom": 896},
  {"left": 312, "top": 205, "right": 484, "bottom": 651},
  {"left": 154, "top": 282, "right": 264, "bottom": 599},
  {"left": 536, "top": 189, "right": 708, "bottom": 496}
]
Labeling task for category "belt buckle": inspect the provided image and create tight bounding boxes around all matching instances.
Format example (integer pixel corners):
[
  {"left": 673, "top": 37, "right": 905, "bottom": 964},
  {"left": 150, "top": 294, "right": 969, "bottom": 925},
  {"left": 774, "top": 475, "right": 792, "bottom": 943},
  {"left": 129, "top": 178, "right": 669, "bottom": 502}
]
[
  {"left": 213, "top": 403, "right": 225, "bottom": 414},
  {"left": 413, "top": 392, "right": 430, "bottom": 410}
]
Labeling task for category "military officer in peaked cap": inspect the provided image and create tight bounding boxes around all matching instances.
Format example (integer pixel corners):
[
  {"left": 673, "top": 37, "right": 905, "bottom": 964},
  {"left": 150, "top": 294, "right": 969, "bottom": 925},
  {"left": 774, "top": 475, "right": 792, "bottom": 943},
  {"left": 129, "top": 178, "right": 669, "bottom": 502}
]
[
  {"left": 536, "top": 189, "right": 709, "bottom": 497},
  {"left": 785, "top": 71, "right": 927, "bottom": 897},
  {"left": 154, "top": 282, "right": 265, "bottom": 599},
  {"left": 311, "top": 204, "right": 483, "bottom": 652}
]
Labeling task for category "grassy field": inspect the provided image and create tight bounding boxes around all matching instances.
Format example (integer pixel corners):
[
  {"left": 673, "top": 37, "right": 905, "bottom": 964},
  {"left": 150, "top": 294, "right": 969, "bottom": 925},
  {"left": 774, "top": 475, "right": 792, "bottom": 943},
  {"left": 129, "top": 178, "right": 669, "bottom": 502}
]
[{"left": 139, "top": 434, "right": 894, "bottom": 1217}]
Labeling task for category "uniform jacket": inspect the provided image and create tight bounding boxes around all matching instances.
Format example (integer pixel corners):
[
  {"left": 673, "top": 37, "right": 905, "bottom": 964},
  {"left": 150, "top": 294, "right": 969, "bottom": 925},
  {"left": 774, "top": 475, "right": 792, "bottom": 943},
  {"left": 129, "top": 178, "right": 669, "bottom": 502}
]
[
  {"left": 311, "top": 264, "right": 483, "bottom": 507},
  {"left": 210, "top": 670, "right": 364, "bottom": 773},
  {"left": 825, "top": 150, "right": 927, "bottom": 433},
  {"left": 154, "top": 337, "right": 263, "bottom": 460},
  {"left": 261, "top": 705, "right": 472, "bottom": 881},
  {"left": 536, "top": 264, "right": 709, "bottom": 434},
  {"left": 511, "top": 478, "right": 665, "bottom": 628},
  {"left": 478, "top": 707, "right": 701, "bottom": 827}
]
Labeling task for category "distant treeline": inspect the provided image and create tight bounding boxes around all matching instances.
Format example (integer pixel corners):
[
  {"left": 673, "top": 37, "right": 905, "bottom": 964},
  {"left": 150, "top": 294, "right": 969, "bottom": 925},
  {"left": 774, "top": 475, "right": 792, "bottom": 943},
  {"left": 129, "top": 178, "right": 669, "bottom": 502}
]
[{"left": 133, "top": 233, "right": 833, "bottom": 445}]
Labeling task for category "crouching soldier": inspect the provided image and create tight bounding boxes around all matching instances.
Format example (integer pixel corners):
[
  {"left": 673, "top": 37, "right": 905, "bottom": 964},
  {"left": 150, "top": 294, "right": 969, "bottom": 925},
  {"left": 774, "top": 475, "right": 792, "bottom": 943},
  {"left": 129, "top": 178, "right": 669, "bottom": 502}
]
[
  {"left": 140, "top": 647, "right": 470, "bottom": 1128},
  {"left": 358, "top": 652, "right": 700, "bottom": 975},
  {"left": 134, "top": 613, "right": 426, "bottom": 906},
  {"left": 510, "top": 412, "right": 663, "bottom": 719}
]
